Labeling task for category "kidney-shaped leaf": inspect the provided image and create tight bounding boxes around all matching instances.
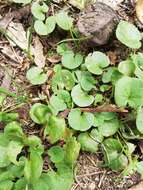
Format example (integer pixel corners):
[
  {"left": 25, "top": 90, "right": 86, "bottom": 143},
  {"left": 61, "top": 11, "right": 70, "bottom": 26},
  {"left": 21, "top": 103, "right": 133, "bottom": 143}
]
[
  {"left": 78, "top": 132, "right": 99, "bottom": 153},
  {"left": 71, "top": 84, "right": 94, "bottom": 107},
  {"left": 56, "top": 12, "right": 73, "bottom": 30},
  {"left": 85, "top": 51, "right": 110, "bottom": 75},
  {"left": 62, "top": 51, "right": 83, "bottom": 69},
  {"left": 26, "top": 66, "right": 47, "bottom": 85},
  {"left": 116, "top": 21, "right": 142, "bottom": 49},
  {"left": 48, "top": 146, "right": 64, "bottom": 163},
  {"left": 115, "top": 76, "right": 143, "bottom": 108},
  {"left": 68, "top": 108, "right": 94, "bottom": 131},
  {"left": 31, "top": 2, "right": 48, "bottom": 20}
]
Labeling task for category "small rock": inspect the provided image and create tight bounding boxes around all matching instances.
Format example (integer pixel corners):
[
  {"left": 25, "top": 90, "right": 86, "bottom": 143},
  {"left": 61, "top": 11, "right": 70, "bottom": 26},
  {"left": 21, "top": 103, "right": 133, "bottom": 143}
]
[{"left": 77, "top": 2, "right": 119, "bottom": 45}]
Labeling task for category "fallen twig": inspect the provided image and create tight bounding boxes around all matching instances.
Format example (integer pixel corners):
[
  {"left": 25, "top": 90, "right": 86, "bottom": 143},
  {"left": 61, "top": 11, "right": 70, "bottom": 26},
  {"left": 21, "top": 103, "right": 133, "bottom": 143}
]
[{"left": 59, "top": 105, "right": 128, "bottom": 118}]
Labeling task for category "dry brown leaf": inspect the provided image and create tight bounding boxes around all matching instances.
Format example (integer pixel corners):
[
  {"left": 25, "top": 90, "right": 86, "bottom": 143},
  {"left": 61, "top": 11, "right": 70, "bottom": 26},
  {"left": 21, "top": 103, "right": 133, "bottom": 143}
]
[
  {"left": 6, "top": 22, "right": 29, "bottom": 51},
  {"left": 0, "top": 45, "right": 23, "bottom": 63},
  {"left": 107, "top": 51, "right": 117, "bottom": 65},
  {"left": 47, "top": 54, "right": 61, "bottom": 63},
  {"left": 128, "top": 181, "right": 143, "bottom": 190},
  {"left": 136, "top": 0, "right": 143, "bottom": 24},
  {"left": 33, "top": 36, "right": 46, "bottom": 68}
]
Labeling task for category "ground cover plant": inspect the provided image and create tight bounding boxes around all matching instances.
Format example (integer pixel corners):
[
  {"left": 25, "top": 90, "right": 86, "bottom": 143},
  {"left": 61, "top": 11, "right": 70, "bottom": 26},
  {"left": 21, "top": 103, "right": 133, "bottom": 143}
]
[{"left": 1, "top": 0, "right": 143, "bottom": 189}]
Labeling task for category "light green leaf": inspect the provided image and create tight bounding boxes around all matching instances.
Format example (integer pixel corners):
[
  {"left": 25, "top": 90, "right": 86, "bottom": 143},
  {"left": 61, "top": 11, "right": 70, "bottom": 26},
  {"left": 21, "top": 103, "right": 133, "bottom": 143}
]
[
  {"left": 62, "top": 51, "right": 83, "bottom": 69},
  {"left": 116, "top": 21, "right": 142, "bottom": 49},
  {"left": 136, "top": 107, "right": 143, "bottom": 134},
  {"left": 64, "top": 137, "right": 80, "bottom": 166},
  {"left": 85, "top": 51, "right": 110, "bottom": 75},
  {"left": 34, "top": 20, "right": 49, "bottom": 36},
  {"left": 115, "top": 76, "right": 143, "bottom": 108},
  {"left": 0, "top": 146, "right": 10, "bottom": 168},
  {"left": 31, "top": 2, "right": 48, "bottom": 20},
  {"left": 48, "top": 146, "right": 65, "bottom": 163},
  {"left": 12, "top": 0, "right": 31, "bottom": 4},
  {"left": 7, "top": 141, "right": 23, "bottom": 164},
  {"left": 78, "top": 133, "right": 99, "bottom": 153},
  {"left": 71, "top": 84, "right": 94, "bottom": 107},
  {"left": 118, "top": 59, "right": 135, "bottom": 76},
  {"left": 98, "top": 118, "right": 120, "bottom": 137},
  {"left": 50, "top": 95, "right": 67, "bottom": 114},
  {"left": 90, "top": 129, "right": 104, "bottom": 143},
  {"left": 45, "top": 116, "right": 66, "bottom": 144},
  {"left": 136, "top": 161, "right": 143, "bottom": 177},
  {"left": 80, "top": 71, "right": 97, "bottom": 91},
  {"left": 30, "top": 103, "right": 51, "bottom": 124},
  {"left": 132, "top": 53, "right": 143, "bottom": 80},
  {"left": 45, "top": 16, "right": 56, "bottom": 34},
  {"left": 26, "top": 67, "right": 47, "bottom": 85},
  {"left": 14, "top": 178, "right": 27, "bottom": 190},
  {"left": 4, "top": 122, "right": 24, "bottom": 140},
  {"left": 24, "top": 151, "right": 43, "bottom": 184},
  {"left": 0, "top": 180, "right": 13, "bottom": 190},
  {"left": 68, "top": 108, "right": 94, "bottom": 131},
  {"left": 56, "top": 12, "right": 73, "bottom": 30}
]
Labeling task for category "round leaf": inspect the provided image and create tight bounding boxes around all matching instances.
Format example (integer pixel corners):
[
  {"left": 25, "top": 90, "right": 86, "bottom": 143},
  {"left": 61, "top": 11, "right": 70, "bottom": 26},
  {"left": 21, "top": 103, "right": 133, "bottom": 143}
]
[
  {"left": 71, "top": 84, "right": 94, "bottom": 107},
  {"left": 118, "top": 59, "right": 135, "bottom": 76},
  {"left": 116, "top": 21, "right": 142, "bottom": 49},
  {"left": 68, "top": 108, "right": 94, "bottom": 131},
  {"left": 48, "top": 146, "right": 64, "bottom": 163},
  {"left": 56, "top": 12, "right": 73, "bottom": 30},
  {"left": 34, "top": 20, "right": 49, "bottom": 36},
  {"left": 62, "top": 51, "right": 83, "bottom": 69},
  {"left": 30, "top": 103, "right": 51, "bottom": 124},
  {"left": 85, "top": 51, "right": 110, "bottom": 75},
  {"left": 78, "top": 133, "right": 99, "bottom": 153},
  {"left": 31, "top": 2, "right": 48, "bottom": 20},
  {"left": 50, "top": 95, "right": 67, "bottom": 114},
  {"left": 45, "top": 16, "right": 56, "bottom": 34},
  {"left": 26, "top": 67, "right": 47, "bottom": 85},
  {"left": 136, "top": 107, "right": 143, "bottom": 134},
  {"left": 115, "top": 76, "right": 143, "bottom": 108}
]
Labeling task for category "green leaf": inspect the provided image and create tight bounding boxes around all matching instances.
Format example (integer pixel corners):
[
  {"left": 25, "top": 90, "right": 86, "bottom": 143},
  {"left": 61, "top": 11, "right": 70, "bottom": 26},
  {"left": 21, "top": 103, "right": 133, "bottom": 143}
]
[
  {"left": 64, "top": 137, "right": 80, "bottom": 166},
  {"left": 31, "top": 2, "right": 48, "bottom": 20},
  {"left": 94, "top": 94, "right": 103, "bottom": 105},
  {"left": 78, "top": 132, "right": 99, "bottom": 153},
  {"left": 116, "top": 21, "right": 142, "bottom": 49},
  {"left": 62, "top": 51, "right": 83, "bottom": 69},
  {"left": 4, "top": 122, "right": 24, "bottom": 140},
  {"left": 136, "top": 161, "right": 143, "bottom": 177},
  {"left": 102, "top": 67, "right": 117, "bottom": 83},
  {"left": 136, "top": 107, "right": 143, "bottom": 134},
  {"left": 71, "top": 84, "right": 94, "bottom": 107},
  {"left": 57, "top": 43, "right": 70, "bottom": 55},
  {"left": 0, "top": 180, "right": 13, "bottom": 190},
  {"left": 45, "top": 16, "right": 56, "bottom": 34},
  {"left": 14, "top": 178, "right": 27, "bottom": 190},
  {"left": 34, "top": 20, "right": 49, "bottom": 36},
  {"left": 98, "top": 118, "right": 120, "bottom": 137},
  {"left": 0, "top": 146, "right": 10, "bottom": 168},
  {"left": 26, "top": 67, "right": 47, "bottom": 85},
  {"left": 45, "top": 116, "right": 66, "bottom": 144},
  {"left": 50, "top": 95, "right": 67, "bottom": 114},
  {"left": 90, "top": 129, "right": 104, "bottom": 143},
  {"left": 115, "top": 76, "right": 143, "bottom": 108},
  {"left": 12, "top": 0, "right": 32, "bottom": 4},
  {"left": 132, "top": 53, "right": 143, "bottom": 80},
  {"left": 24, "top": 151, "right": 43, "bottom": 184},
  {"left": 30, "top": 103, "right": 51, "bottom": 124},
  {"left": 48, "top": 146, "right": 65, "bottom": 163},
  {"left": 52, "top": 68, "right": 75, "bottom": 92},
  {"left": 56, "top": 12, "right": 73, "bottom": 30},
  {"left": 80, "top": 71, "right": 97, "bottom": 91},
  {"left": 0, "top": 112, "right": 19, "bottom": 123},
  {"left": 68, "top": 108, "right": 94, "bottom": 131},
  {"left": 118, "top": 59, "right": 135, "bottom": 76},
  {"left": 85, "top": 51, "right": 110, "bottom": 75},
  {"left": 7, "top": 141, "right": 23, "bottom": 164},
  {"left": 103, "top": 138, "right": 122, "bottom": 152}
]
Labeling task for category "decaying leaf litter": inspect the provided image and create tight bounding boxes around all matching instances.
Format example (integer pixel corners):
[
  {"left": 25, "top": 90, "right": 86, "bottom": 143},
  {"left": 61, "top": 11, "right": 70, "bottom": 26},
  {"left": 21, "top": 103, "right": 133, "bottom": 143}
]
[{"left": 1, "top": 0, "right": 143, "bottom": 189}]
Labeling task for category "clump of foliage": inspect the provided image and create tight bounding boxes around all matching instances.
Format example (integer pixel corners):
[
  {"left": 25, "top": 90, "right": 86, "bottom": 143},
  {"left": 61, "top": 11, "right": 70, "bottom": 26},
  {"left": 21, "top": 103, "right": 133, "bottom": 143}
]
[{"left": 2, "top": 1, "right": 143, "bottom": 189}]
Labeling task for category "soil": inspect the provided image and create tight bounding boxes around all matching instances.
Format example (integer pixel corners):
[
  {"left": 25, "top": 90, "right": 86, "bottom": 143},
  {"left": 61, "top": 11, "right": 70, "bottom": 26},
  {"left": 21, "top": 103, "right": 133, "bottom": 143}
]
[{"left": 0, "top": 0, "right": 142, "bottom": 190}]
